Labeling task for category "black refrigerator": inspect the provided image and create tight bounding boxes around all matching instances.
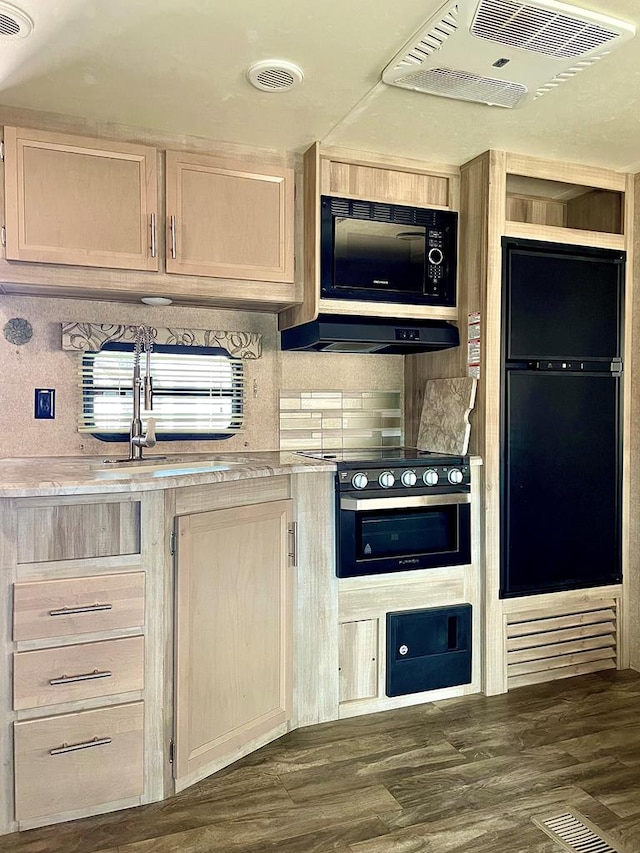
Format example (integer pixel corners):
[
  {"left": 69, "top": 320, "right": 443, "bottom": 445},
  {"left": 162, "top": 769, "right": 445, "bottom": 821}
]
[{"left": 500, "top": 238, "right": 625, "bottom": 598}]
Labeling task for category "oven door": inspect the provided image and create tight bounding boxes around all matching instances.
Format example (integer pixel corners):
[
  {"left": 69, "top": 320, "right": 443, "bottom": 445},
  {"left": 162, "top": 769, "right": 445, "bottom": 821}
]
[{"left": 337, "top": 492, "right": 471, "bottom": 578}]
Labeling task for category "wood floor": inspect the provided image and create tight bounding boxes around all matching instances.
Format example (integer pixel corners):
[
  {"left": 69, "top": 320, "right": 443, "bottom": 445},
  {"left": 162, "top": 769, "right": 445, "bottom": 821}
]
[{"left": 1, "top": 669, "right": 639, "bottom": 853}]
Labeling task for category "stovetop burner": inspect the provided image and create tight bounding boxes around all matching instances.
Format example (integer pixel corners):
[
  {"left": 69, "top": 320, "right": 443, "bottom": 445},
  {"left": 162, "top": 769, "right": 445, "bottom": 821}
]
[{"left": 298, "top": 446, "right": 467, "bottom": 467}]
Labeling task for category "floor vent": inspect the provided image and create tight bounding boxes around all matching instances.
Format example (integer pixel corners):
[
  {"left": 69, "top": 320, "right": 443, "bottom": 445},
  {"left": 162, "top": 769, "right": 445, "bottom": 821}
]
[
  {"left": 533, "top": 810, "right": 620, "bottom": 852},
  {"left": 506, "top": 597, "right": 617, "bottom": 690}
]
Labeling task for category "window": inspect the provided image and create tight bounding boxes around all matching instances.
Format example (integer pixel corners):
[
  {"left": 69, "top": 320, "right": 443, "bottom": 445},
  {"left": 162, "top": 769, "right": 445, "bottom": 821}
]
[{"left": 80, "top": 343, "right": 244, "bottom": 441}]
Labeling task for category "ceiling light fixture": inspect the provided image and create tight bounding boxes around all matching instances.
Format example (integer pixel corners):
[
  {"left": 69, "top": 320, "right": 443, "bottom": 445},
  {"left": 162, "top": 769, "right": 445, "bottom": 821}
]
[{"left": 141, "top": 296, "right": 173, "bottom": 306}]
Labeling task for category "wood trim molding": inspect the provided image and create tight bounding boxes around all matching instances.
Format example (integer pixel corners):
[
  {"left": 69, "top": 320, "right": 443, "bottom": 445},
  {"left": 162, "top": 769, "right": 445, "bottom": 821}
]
[{"left": 61, "top": 322, "right": 262, "bottom": 359}]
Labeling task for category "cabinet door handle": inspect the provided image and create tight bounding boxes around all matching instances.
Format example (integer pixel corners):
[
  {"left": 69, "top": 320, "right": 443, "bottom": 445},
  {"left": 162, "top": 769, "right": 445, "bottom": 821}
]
[
  {"left": 50, "top": 736, "right": 112, "bottom": 756},
  {"left": 49, "top": 669, "right": 112, "bottom": 686},
  {"left": 150, "top": 213, "right": 157, "bottom": 258},
  {"left": 49, "top": 603, "right": 113, "bottom": 617},
  {"left": 288, "top": 521, "right": 297, "bottom": 568},
  {"left": 170, "top": 215, "right": 177, "bottom": 259}
]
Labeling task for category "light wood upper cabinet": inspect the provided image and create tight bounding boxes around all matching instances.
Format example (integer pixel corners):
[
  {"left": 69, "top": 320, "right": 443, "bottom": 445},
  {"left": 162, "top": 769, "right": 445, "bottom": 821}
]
[
  {"left": 174, "top": 499, "right": 294, "bottom": 784},
  {"left": 3, "top": 126, "right": 158, "bottom": 271},
  {"left": 165, "top": 150, "right": 294, "bottom": 282}
]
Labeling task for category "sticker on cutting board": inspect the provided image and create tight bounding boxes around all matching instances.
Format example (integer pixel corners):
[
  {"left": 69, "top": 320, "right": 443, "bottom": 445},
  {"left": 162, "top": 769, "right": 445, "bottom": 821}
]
[{"left": 468, "top": 311, "right": 480, "bottom": 380}]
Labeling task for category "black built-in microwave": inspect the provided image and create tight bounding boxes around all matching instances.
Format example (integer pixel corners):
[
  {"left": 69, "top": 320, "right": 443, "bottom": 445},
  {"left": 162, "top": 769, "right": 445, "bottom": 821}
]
[{"left": 320, "top": 195, "right": 457, "bottom": 307}]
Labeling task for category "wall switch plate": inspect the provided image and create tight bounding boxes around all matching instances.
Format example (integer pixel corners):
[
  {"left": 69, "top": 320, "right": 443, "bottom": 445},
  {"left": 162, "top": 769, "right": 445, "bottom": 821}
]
[{"left": 35, "top": 388, "right": 55, "bottom": 419}]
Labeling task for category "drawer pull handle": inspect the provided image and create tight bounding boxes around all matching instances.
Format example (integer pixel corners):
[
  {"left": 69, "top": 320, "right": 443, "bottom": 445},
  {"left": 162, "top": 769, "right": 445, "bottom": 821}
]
[
  {"left": 50, "top": 669, "right": 113, "bottom": 686},
  {"left": 50, "top": 736, "right": 112, "bottom": 756},
  {"left": 49, "top": 603, "right": 113, "bottom": 617}
]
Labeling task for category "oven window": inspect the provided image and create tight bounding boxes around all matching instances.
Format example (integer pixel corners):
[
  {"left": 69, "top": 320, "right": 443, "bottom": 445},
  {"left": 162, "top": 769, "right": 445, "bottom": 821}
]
[{"left": 357, "top": 506, "right": 458, "bottom": 560}]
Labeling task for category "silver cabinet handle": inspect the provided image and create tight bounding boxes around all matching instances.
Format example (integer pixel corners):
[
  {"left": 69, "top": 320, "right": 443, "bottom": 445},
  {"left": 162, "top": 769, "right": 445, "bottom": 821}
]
[
  {"left": 49, "top": 603, "right": 113, "bottom": 617},
  {"left": 49, "top": 669, "right": 112, "bottom": 686},
  {"left": 169, "top": 215, "right": 177, "bottom": 259},
  {"left": 150, "top": 213, "right": 157, "bottom": 258},
  {"left": 288, "top": 521, "right": 297, "bottom": 567},
  {"left": 50, "top": 736, "right": 112, "bottom": 756}
]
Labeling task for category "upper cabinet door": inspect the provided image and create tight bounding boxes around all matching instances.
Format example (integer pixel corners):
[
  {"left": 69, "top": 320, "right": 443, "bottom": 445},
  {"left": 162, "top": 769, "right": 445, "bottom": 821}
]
[
  {"left": 165, "top": 150, "right": 294, "bottom": 282},
  {"left": 3, "top": 126, "right": 159, "bottom": 271}
]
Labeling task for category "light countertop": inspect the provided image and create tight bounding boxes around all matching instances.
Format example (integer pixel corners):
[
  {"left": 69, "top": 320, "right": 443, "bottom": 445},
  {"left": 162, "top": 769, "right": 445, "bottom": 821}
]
[{"left": 0, "top": 452, "right": 337, "bottom": 497}]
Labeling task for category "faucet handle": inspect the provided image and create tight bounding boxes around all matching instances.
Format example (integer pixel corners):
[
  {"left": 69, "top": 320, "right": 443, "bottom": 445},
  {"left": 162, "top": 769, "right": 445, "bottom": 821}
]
[{"left": 144, "top": 417, "right": 157, "bottom": 448}]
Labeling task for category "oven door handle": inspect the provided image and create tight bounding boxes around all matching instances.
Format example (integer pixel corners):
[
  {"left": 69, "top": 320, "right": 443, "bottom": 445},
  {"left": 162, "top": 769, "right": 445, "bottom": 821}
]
[{"left": 340, "top": 493, "right": 471, "bottom": 511}]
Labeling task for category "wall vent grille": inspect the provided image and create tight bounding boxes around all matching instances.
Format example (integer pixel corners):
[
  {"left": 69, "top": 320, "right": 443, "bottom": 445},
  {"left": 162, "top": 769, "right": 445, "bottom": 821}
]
[
  {"left": 506, "top": 598, "right": 617, "bottom": 690},
  {"left": 471, "top": 0, "right": 620, "bottom": 58}
]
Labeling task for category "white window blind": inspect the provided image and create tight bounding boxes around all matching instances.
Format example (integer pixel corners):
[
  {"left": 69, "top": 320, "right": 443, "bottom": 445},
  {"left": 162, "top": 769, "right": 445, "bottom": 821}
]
[{"left": 80, "top": 347, "right": 244, "bottom": 439}]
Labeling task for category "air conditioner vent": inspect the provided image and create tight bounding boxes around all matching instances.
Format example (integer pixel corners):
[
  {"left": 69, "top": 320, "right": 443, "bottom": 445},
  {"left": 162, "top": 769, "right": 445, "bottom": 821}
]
[
  {"left": 471, "top": 0, "right": 620, "bottom": 58},
  {"left": 392, "top": 4, "right": 459, "bottom": 70},
  {"left": 396, "top": 66, "right": 527, "bottom": 108},
  {"left": 535, "top": 52, "right": 603, "bottom": 98},
  {"left": 382, "top": 0, "right": 635, "bottom": 108}
]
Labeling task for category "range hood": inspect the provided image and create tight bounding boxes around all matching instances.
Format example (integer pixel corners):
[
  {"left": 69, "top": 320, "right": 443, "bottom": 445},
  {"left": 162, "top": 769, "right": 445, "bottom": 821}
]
[{"left": 280, "top": 314, "right": 459, "bottom": 354}]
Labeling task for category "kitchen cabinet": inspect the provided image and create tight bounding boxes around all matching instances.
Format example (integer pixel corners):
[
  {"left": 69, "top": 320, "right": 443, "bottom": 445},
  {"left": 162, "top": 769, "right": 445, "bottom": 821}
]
[
  {"left": 0, "top": 489, "right": 166, "bottom": 834},
  {"left": 165, "top": 150, "right": 294, "bottom": 282},
  {"left": 173, "top": 498, "right": 294, "bottom": 786},
  {"left": 3, "top": 126, "right": 158, "bottom": 271},
  {"left": 339, "top": 620, "right": 378, "bottom": 702},
  {"left": 278, "top": 142, "right": 460, "bottom": 331}
]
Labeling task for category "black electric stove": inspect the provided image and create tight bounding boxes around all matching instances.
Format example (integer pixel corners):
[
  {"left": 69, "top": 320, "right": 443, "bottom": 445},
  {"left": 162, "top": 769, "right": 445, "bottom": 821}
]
[{"left": 299, "top": 447, "right": 470, "bottom": 494}]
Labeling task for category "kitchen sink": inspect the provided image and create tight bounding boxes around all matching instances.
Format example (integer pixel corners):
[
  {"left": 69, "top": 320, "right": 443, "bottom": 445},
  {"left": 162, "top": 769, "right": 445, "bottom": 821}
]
[{"left": 93, "top": 456, "right": 246, "bottom": 477}]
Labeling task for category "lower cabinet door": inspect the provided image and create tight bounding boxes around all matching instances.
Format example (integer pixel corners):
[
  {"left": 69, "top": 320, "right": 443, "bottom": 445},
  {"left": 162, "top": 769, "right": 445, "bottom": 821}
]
[
  {"left": 174, "top": 500, "right": 293, "bottom": 783},
  {"left": 339, "top": 620, "right": 379, "bottom": 703},
  {"left": 14, "top": 702, "right": 144, "bottom": 822}
]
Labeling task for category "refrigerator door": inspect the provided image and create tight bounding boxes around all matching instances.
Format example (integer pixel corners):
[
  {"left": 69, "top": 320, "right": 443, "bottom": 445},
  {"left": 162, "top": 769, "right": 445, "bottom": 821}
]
[
  {"left": 504, "top": 242, "right": 624, "bottom": 361},
  {"left": 501, "top": 369, "right": 621, "bottom": 597}
]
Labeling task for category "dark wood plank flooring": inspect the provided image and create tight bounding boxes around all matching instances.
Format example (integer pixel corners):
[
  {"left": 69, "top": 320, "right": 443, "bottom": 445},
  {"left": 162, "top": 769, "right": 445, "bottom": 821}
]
[{"left": 1, "top": 669, "right": 640, "bottom": 852}]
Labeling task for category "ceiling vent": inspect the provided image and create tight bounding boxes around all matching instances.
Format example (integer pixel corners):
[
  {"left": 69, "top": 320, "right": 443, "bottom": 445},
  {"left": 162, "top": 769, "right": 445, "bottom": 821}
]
[
  {"left": 0, "top": 2, "right": 33, "bottom": 38},
  {"left": 247, "top": 60, "right": 304, "bottom": 92},
  {"left": 382, "top": 0, "right": 635, "bottom": 108}
]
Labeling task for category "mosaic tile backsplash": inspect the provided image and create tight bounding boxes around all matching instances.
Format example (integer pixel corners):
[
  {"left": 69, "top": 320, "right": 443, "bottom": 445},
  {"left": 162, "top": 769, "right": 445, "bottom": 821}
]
[{"left": 280, "top": 390, "right": 403, "bottom": 451}]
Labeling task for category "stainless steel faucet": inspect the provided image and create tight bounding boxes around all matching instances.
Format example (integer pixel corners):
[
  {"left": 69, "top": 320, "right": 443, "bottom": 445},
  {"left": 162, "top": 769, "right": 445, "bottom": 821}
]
[{"left": 128, "top": 324, "right": 157, "bottom": 460}]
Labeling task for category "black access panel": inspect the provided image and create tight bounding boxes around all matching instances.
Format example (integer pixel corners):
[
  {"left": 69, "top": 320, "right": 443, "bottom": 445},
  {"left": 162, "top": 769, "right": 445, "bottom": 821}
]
[{"left": 386, "top": 605, "right": 472, "bottom": 697}]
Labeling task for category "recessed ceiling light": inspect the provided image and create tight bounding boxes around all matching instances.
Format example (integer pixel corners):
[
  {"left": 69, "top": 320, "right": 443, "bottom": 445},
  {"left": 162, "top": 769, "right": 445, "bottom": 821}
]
[
  {"left": 141, "top": 296, "right": 173, "bottom": 306},
  {"left": 247, "top": 60, "right": 304, "bottom": 92}
]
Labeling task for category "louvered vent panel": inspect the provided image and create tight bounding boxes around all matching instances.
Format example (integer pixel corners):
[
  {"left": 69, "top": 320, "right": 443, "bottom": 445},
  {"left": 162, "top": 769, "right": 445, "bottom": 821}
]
[
  {"left": 393, "top": 4, "right": 459, "bottom": 69},
  {"left": 396, "top": 67, "right": 526, "bottom": 108},
  {"left": 326, "top": 197, "right": 437, "bottom": 226},
  {"left": 471, "top": 0, "right": 621, "bottom": 58},
  {"left": 506, "top": 599, "right": 617, "bottom": 690},
  {"left": 535, "top": 53, "right": 603, "bottom": 98}
]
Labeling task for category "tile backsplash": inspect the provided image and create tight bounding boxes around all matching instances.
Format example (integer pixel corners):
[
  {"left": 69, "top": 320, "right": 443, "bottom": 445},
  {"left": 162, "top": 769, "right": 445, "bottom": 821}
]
[{"left": 280, "top": 390, "right": 403, "bottom": 451}]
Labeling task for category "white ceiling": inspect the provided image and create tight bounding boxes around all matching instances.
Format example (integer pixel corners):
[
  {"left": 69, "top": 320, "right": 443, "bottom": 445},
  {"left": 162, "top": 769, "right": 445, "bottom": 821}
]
[{"left": 0, "top": 0, "right": 639, "bottom": 171}]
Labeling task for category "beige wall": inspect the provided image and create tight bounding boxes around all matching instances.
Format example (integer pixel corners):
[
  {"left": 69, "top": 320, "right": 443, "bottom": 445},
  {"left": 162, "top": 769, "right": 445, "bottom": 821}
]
[{"left": 0, "top": 294, "right": 403, "bottom": 458}]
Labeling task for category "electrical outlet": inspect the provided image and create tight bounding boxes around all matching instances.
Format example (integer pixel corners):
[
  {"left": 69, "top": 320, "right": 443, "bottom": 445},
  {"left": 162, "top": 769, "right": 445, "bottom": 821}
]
[{"left": 34, "top": 388, "right": 55, "bottom": 419}]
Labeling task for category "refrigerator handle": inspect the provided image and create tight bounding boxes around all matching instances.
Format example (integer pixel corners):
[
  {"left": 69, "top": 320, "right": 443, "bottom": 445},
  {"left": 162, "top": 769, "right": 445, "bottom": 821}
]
[{"left": 511, "top": 359, "right": 623, "bottom": 374}]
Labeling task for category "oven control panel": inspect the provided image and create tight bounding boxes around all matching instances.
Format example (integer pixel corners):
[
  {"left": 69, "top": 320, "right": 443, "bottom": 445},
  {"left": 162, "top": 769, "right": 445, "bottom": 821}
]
[{"left": 339, "top": 464, "right": 470, "bottom": 493}]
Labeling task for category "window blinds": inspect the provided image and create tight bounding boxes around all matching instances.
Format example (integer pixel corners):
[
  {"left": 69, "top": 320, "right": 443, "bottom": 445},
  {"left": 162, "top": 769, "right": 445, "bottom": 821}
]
[{"left": 80, "top": 348, "right": 244, "bottom": 437}]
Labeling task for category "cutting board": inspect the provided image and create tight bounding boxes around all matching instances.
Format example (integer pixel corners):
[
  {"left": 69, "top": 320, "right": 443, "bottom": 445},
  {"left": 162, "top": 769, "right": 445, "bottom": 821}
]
[{"left": 416, "top": 377, "right": 477, "bottom": 456}]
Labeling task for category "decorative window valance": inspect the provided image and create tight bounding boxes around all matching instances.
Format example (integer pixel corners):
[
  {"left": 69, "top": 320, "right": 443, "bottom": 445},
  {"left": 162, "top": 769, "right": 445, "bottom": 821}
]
[{"left": 61, "top": 322, "right": 262, "bottom": 359}]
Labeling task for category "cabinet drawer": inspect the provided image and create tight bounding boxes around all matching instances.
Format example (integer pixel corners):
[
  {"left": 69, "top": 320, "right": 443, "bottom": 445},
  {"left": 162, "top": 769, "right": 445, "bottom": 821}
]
[
  {"left": 14, "top": 702, "right": 144, "bottom": 822},
  {"left": 13, "top": 636, "right": 145, "bottom": 710},
  {"left": 13, "top": 572, "right": 145, "bottom": 641}
]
